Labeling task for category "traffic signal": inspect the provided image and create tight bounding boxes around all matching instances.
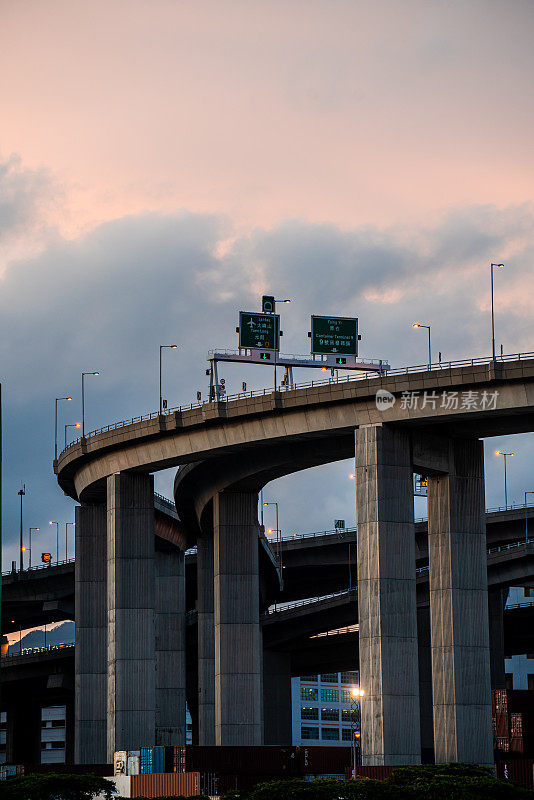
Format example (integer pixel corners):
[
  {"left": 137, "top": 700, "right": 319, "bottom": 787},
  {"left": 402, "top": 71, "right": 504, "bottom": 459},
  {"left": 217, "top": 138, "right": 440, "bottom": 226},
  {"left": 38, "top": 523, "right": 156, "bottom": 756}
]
[
  {"left": 41, "top": 553, "right": 51, "bottom": 564},
  {"left": 262, "top": 295, "right": 275, "bottom": 313},
  {"left": 260, "top": 352, "right": 271, "bottom": 360},
  {"left": 335, "top": 357, "right": 347, "bottom": 365}
]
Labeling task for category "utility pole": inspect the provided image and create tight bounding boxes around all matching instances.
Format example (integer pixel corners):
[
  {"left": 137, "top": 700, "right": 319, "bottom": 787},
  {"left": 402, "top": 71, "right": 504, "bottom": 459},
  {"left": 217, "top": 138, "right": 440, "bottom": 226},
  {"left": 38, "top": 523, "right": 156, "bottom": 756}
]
[{"left": 18, "top": 484, "right": 26, "bottom": 572}]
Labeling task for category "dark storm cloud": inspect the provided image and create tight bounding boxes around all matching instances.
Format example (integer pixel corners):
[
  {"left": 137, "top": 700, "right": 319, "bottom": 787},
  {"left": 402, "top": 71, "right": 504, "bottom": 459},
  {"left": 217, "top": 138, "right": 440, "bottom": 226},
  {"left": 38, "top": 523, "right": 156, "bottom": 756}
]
[{"left": 1, "top": 202, "right": 534, "bottom": 562}]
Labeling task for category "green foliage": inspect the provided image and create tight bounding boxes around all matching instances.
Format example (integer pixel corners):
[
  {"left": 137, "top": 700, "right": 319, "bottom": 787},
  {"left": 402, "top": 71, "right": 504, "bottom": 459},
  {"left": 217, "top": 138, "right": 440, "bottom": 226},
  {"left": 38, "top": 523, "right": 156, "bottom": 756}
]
[{"left": 0, "top": 772, "right": 115, "bottom": 800}]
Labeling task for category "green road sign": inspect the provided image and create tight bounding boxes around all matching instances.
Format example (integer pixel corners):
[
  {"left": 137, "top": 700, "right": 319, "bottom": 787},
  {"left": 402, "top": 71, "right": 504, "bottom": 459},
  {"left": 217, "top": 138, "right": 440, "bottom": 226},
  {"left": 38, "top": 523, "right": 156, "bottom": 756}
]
[
  {"left": 311, "top": 315, "right": 358, "bottom": 356},
  {"left": 239, "top": 311, "right": 280, "bottom": 350}
]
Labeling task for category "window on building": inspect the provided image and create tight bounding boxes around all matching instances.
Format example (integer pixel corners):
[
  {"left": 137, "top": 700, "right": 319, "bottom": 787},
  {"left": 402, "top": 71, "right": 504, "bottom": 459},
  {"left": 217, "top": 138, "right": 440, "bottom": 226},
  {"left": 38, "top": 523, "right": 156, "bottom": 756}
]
[
  {"left": 301, "top": 687, "right": 318, "bottom": 701},
  {"left": 528, "top": 674, "right": 534, "bottom": 691},
  {"left": 341, "top": 709, "right": 356, "bottom": 722},
  {"left": 342, "top": 729, "right": 354, "bottom": 741},
  {"left": 301, "top": 707, "right": 319, "bottom": 720},
  {"left": 301, "top": 726, "right": 319, "bottom": 740},
  {"left": 340, "top": 671, "right": 359, "bottom": 684},
  {"left": 321, "top": 727, "right": 339, "bottom": 740},
  {"left": 340, "top": 690, "right": 352, "bottom": 703},
  {"left": 320, "top": 689, "right": 339, "bottom": 702},
  {"left": 321, "top": 708, "right": 339, "bottom": 721},
  {"left": 505, "top": 673, "right": 513, "bottom": 690},
  {"left": 320, "top": 673, "right": 338, "bottom": 683},
  {"left": 300, "top": 675, "right": 318, "bottom": 682}
]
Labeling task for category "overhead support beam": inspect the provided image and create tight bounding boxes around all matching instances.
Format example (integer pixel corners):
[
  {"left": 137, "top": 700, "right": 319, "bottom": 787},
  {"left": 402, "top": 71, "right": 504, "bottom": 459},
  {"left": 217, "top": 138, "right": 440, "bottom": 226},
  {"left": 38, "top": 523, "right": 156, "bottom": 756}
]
[
  {"left": 427, "top": 439, "right": 493, "bottom": 765},
  {"left": 355, "top": 423, "right": 421, "bottom": 765},
  {"left": 213, "top": 490, "right": 262, "bottom": 745}
]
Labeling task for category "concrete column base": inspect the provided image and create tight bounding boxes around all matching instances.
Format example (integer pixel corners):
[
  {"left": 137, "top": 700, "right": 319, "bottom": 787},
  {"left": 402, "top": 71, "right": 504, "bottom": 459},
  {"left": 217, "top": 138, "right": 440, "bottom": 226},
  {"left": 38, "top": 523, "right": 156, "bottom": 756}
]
[
  {"left": 75, "top": 503, "right": 107, "bottom": 764},
  {"left": 355, "top": 423, "right": 421, "bottom": 765},
  {"left": 427, "top": 439, "right": 493, "bottom": 765},
  {"left": 107, "top": 473, "right": 156, "bottom": 760},
  {"left": 197, "top": 530, "right": 215, "bottom": 745},
  {"left": 214, "top": 490, "right": 262, "bottom": 745}
]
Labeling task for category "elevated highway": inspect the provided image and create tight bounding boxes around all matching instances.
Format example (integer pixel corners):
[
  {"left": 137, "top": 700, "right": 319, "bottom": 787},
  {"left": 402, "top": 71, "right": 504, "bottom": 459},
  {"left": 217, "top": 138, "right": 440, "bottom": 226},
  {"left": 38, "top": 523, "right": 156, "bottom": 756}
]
[{"left": 52, "top": 354, "right": 534, "bottom": 765}]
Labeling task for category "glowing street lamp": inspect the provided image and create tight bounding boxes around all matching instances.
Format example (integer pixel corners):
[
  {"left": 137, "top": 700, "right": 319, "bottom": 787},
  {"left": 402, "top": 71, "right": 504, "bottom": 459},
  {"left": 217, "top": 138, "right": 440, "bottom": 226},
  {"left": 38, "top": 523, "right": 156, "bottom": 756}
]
[
  {"left": 65, "top": 423, "right": 81, "bottom": 449},
  {"left": 412, "top": 323, "right": 432, "bottom": 370},
  {"left": 54, "top": 397, "right": 72, "bottom": 460},
  {"left": 81, "top": 372, "right": 100, "bottom": 438},
  {"left": 49, "top": 521, "right": 59, "bottom": 564},
  {"left": 350, "top": 686, "right": 364, "bottom": 776},
  {"left": 490, "top": 263, "right": 504, "bottom": 361}
]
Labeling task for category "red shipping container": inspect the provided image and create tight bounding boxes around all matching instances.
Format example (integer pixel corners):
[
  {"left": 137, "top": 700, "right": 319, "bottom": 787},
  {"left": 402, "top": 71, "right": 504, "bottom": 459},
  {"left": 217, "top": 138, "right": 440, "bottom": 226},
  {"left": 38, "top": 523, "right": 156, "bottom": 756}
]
[
  {"left": 493, "top": 713, "right": 510, "bottom": 738},
  {"left": 493, "top": 690, "right": 534, "bottom": 715},
  {"left": 131, "top": 771, "right": 201, "bottom": 797},
  {"left": 175, "top": 746, "right": 300, "bottom": 776},
  {"left": 298, "top": 746, "right": 352, "bottom": 775},
  {"left": 496, "top": 759, "right": 534, "bottom": 789},
  {"left": 496, "top": 738, "right": 510, "bottom": 752}
]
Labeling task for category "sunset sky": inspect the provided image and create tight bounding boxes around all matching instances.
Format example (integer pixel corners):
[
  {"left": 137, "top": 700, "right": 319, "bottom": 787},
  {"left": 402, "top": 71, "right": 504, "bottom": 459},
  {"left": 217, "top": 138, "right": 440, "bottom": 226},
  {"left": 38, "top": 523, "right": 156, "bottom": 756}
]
[{"left": 2, "top": 0, "right": 534, "bottom": 568}]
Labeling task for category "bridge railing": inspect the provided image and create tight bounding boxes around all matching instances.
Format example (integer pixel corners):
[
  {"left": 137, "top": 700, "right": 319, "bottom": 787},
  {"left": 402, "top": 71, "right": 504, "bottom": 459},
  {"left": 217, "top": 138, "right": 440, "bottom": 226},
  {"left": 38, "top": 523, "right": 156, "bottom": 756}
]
[
  {"left": 3, "top": 642, "right": 75, "bottom": 659},
  {"left": 264, "top": 588, "right": 356, "bottom": 616},
  {"left": 59, "top": 350, "right": 534, "bottom": 455},
  {"left": 280, "top": 526, "right": 357, "bottom": 542},
  {"left": 2, "top": 558, "right": 75, "bottom": 577}
]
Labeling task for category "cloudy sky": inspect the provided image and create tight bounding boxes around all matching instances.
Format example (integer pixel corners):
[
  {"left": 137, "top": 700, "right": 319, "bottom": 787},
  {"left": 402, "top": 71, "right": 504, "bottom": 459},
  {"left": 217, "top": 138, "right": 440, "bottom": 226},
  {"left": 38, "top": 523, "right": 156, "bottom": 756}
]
[{"left": 1, "top": 0, "right": 534, "bottom": 567}]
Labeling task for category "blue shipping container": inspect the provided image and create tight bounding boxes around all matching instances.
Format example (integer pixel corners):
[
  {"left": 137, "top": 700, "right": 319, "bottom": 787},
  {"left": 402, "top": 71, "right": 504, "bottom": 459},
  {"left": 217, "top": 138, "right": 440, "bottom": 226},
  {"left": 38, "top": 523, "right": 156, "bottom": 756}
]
[
  {"left": 152, "top": 746, "right": 165, "bottom": 773},
  {"left": 140, "top": 746, "right": 153, "bottom": 774}
]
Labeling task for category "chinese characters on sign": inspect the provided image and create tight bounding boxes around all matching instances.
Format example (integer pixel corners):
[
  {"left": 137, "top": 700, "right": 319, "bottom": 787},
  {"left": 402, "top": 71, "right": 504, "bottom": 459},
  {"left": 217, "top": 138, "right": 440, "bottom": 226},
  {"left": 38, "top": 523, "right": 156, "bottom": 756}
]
[
  {"left": 394, "top": 390, "right": 499, "bottom": 411},
  {"left": 311, "top": 316, "right": 358, "bottom": 356},
  {"left": 239, "top": 312, "right": 280, "bottom": 350}
]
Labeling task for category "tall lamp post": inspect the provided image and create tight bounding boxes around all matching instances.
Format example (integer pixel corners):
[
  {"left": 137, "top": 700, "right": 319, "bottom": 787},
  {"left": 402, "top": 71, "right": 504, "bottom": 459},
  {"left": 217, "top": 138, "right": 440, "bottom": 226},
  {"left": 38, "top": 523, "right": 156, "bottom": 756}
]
[
  {"left": 159, "top": 345, "right": 178, "bottom": 414},
  {"left": 29, "top": 527, "right": 39, "bottom": 569},
  {"left": 65, "top": 423, "right": 81, "bottom": 449},
  {"left": 412, "top": 323, "right": 432, "bottom": 369},
  {"left": 18, "top": 485, "right": 26, "bottom": 573},
  {"left": 49, "top": 521, "right": 59, "bottom": 564},
  {"left": 81, "top": 372, "right": 100, "bottom": 438},
  {"left": 495, "top": 450, "right": 514, "bottom": 509},
  {"left": 54, "top": 397, "right": 72, "bottom": 460},
  {"left": 350, "top": 686, "right": 364, "bottom": 777},
  {"left": 263, "top": 501, "right": 280, "bottom": 566},
  {"left": 491, "top": 263, "right": 504, "bottom": 361},
  {"left": 266, "top": 299, "right": 290, "bottom": 389},
  {"left": 65, "top": 521, "right": 75, "bottom": 560},
  {"left": 525, "top": 492, "right": 534, "bottom": 543}
]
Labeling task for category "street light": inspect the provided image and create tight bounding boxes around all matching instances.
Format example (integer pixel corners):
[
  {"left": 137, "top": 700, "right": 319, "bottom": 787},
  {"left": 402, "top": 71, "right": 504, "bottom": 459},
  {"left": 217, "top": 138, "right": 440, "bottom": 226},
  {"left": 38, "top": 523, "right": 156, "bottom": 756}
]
[
  {"left": 49, "top": 521, "right": 59, "bottom": 564},
  {"left": 350, "top": 686, "right": 364, "bottom": 777},
  {"left": 159, "top": 345, "right": 178, "bottom": 415},
  {"left": 491, "top": 263, "right": 504, "bottom": 361},
  {"left": 29, "top": 527, "right": 39, "bottom": 569},
  {"left": 412, "top": 323, "right": 432, "bottom": 369},
  {"left": 263, "top": 501, "right": 281, "bottom": 566},
  {"left": 65, "top": 522, "right": 75, "bottom": 561},
  {"left": 65, "top": 423, "right": 81, "bottom": 449},
  {"left": 18, "top": 485, "right": 25, "bottom": 573},
  {"left": 266, "top": 299, "right": 291, "bottom": 390},
  {"left": 54, "top": 397, "right": 72, "bottom": 460},
  {"left": 495, "top": 451, "right": 514, "bottom": 509},
  {"left": 525, "top": 492, "right": 534, "bottom": 542},
  {"left": 81, "top": 372, "right": 100, "bottom": 438}
]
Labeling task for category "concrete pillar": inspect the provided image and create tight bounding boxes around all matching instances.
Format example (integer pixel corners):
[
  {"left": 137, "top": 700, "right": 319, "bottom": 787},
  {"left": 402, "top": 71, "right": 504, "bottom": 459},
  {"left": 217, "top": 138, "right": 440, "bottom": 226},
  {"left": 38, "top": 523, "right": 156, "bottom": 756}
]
[
  {"left": 355, "top": 423, "right": 421, "bottom": 765},
  {"left": 488, "top": 587, "right": 507, "bottom": 690},
  {"left": 213, "top": 490, "right": 262, "bottom": 745},
  {"left": 155, "top": 548, "right": 186, "bottom": 744},
  {"left": 263, "top": 649, "right": 292, "bottom": 745},
  {"left": 427, "top": 439, "right": 493, "bottom": 765},
  {"left": 197, "top": 531, "right": 215, "bottom": 745},
  {"left": 417, "top": 605, "right": 435, "bottom": 763},
  {"left": 107, "top": 473, "right": 155, "bottom": 760},
  {"left": 75, "top": 503, "right": 107, "bottom": 764}
]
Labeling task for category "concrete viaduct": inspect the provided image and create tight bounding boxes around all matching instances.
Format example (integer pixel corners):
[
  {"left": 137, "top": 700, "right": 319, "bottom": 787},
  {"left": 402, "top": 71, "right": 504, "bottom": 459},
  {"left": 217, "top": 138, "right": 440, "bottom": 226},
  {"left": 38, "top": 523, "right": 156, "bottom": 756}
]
[{"left": 53, "top": 357, "right": 534, "bottom": 766}]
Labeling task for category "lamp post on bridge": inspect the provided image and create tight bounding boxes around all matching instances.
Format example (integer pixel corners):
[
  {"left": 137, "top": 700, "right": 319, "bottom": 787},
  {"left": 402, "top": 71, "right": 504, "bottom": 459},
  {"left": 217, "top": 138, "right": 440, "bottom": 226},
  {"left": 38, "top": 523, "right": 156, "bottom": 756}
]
[
  {"left": 495, "top": 450, "right": 514, "bottom": 509},
  {"left": 525, "top": 492, "right": 534, "bottom": 543},
  {"left": 263, "top": 297, "right": 291, "bottom": 389},
  {"left": 49, "top": 521, "right": 59, "bottom": 564},
  {"left": 65, "top": 423, "right": 81, "bottom": 449},
  {"left": 65, "top": 521, "right": 75, "bottom": 561},
  {"left": 18, "top": 485, "right": 25, "bottom": 573},
  {"left": 263, "top": 500, "right": 280, "bottom": 566},
  {"left": 491, "top": 263, "right": 504, "bottom": 362},
  {"left": 29, "top": 527, "right": 39, "bottom": 569},
  {"left": 81, "top": 372, "right": 100, "bottom": 438},
  {"left": 412, "top": 323, "right": 432, "bottom": 370},
  {"left": 54, "top": 397, "right": 72, "bottom": 460}
]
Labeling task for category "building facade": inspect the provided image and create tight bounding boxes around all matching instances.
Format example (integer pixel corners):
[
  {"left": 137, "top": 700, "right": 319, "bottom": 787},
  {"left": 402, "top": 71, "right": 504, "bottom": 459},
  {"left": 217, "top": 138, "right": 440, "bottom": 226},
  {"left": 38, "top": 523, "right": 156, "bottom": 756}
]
[{"left": 291, "top": 671, "right": 360, "bottom": 747}]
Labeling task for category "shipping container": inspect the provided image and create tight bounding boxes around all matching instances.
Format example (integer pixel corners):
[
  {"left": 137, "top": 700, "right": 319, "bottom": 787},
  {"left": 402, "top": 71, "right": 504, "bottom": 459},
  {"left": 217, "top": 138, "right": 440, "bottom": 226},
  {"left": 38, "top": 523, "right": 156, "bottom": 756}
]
[
  {"left": 114, "top": 751, "right": 128, "bottom": 776},
  {"left": 140, "top": 746, "right": 153, "bottom": 774},
  {"left": 492, "top": 689, "right": 534, "bottom": 715},
  {"left": 496, "top": 758, "right": 534, "bottom": 789},
  {"left": 496, "top": 737, "right": 510, "bottom": 752},
  {"left": 493, "top": 713, "right": 510, "bottom": 738},
  {"left": 130, "top": 770, "right": 201, "bottom": 797},
  {"left": 151, "top": 746, "right": 164, "bottom": 774},
  {"left": 298, "top": 745, "right": 352, "bottom": 775},
  {"left": 127, "top": 754, "right": 140, "bottom": 775},
  {"left": 174, "top": 745, "right": 300, "bottom": 776}
]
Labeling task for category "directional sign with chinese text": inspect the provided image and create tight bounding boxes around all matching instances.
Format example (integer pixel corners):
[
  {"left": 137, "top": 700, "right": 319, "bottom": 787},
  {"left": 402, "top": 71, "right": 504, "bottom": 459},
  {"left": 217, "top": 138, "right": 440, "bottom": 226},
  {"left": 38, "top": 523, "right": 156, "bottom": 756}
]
[
  {"left": 239, "top": 311, "right": 280, "bottom": 350},
  {"left": 311, "top": 315, "right": 358, "bottom": 356}
]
